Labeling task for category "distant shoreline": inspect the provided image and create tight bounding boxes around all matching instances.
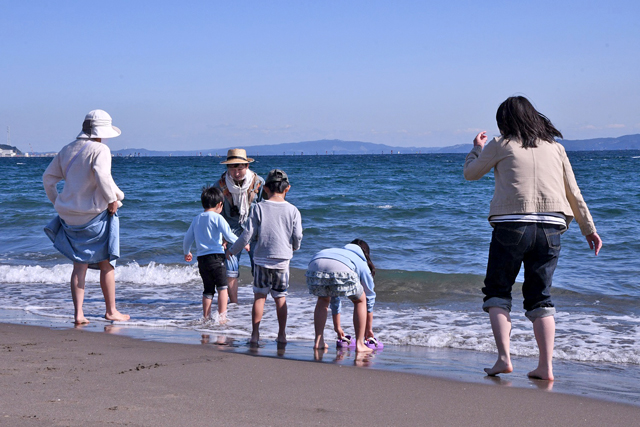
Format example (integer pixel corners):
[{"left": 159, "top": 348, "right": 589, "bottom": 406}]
[{"left": 5, "top": 134, "right": 640, "bottom": 157}]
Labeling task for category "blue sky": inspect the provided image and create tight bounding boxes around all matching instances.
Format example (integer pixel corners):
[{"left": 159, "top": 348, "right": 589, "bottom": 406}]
[{"left": 1, "top": 0, "right": 639, "bottom": 152}]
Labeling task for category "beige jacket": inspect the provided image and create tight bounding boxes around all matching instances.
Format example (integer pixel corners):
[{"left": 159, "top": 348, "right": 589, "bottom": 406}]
[
  {"left": 463, "top": 136, "right": 596, "bottom": 236},
  {"left": 43, "top": 139, "right": 124, "bottom": 225}
]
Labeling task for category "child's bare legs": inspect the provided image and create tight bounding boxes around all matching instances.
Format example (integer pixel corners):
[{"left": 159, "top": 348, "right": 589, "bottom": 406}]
[
  {"left": 250, "top": 293, "right": 267, "bottom": 343},
  {"left": 202, "top": 295, "right": 212, "bottom": 319},
  {"left": 71, "top": 263, "right": 89, "bottom": 324},
  {"left": 484, "top": 307, "right": 513, "bottom": 376},
  {"left": 528, "top": 315, "right": 555, "bottom": 381},
  {"left": 274, "top": 296, "right": 287, "bottom": 343},
  {"left": 352, "top": 293, "right": 372, "bottom": 354},
  {"left": 314, "top": 297, "right": 330, "bottom": 349},
  {"left": 217, "top": 289, "right": 229, "bottom": 324},
  {"left": 227, "top": 277, "right": 238, "bottom": 304},
  {"left": 99, "top": 260, "right": 130, "bottom": 322}
]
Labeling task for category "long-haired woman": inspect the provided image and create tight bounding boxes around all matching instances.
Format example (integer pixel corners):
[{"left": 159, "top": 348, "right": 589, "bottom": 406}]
[{"left": 464, "top": 96, "right": 602, "bottom": 380}]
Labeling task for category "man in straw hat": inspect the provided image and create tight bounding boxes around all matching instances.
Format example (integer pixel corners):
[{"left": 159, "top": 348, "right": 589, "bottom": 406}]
[{"left": 214, "top": 148, "right": 264, "bottom": 303}]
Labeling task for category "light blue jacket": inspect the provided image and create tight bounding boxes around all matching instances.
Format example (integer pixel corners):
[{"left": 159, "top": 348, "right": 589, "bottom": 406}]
[
  {"left": 310, "top": 244, "right": 376, "bottom": 313},
  {"left": 183, "top": 211, "right": 238, "bottom": 257}
]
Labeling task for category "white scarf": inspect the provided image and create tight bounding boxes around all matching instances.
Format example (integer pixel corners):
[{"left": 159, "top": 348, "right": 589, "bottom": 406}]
[{"left": 225, "top": 169, "right": 255, "bottom": 225}]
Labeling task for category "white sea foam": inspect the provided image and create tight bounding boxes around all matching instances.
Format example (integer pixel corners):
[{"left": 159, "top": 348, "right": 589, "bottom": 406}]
[
  {"left": 1, "top": 262, "right": 639, "bottom": 365},
  {"left": 0, "top": 262, "right": 199, "bottom": 286},
  {"left": 376, "top": 205, "right": 393, "bottom": 209}
]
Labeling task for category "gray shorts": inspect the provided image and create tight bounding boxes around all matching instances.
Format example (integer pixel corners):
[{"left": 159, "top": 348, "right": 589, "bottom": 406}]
[{"left": 253, "top": 264, "right": 289, "bottom": 298}]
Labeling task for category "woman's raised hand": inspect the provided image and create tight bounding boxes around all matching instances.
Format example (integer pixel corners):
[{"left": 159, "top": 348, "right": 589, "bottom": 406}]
[{"left": 474, "top": 131, "right": 488, "bottom": 148}]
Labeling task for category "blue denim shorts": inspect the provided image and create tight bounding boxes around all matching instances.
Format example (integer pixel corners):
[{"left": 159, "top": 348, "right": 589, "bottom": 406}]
[
  {"left": 224, "top": 228, "right": 255, "bottom": 278},
  {"left": 482, "top": 222, "right": 563, "bottom": 322}
]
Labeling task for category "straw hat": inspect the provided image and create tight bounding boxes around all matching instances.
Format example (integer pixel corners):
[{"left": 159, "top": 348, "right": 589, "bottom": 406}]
[
  {"left": 77, "top": 110, "right": 121, "bottom": 139},
  {"left": 220, "top": 148, "right": 255, "bottom": 164}
]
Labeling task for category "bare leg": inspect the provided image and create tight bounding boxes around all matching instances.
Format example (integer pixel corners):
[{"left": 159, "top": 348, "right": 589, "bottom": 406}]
[
  {"left": 250, "top": 293, "right": 267, "bottom": 343},
  {"left": 202, "top": 295, "right": 212, "bottom": 319},
  {"left": 227, "top": 277, "right": 238, "bottom": 304},
  {"left": 332, "top": 313, "right": 345, "bottom": 340},
  {"left": 353, "top": 294, "right": 372, "bottom": 354},
  {"left": 71, "top": 263, "right": 89, "bottom": 324},
  {"left": 217, "top": 289, "right": 229, "bottom": 324},
  {"left": 274, "top": 296, "right": 287, "bottom": 343},
  {"left": 314, "top": 297, "right": 330, "bottom": 349},
  {"left": 484, "top": 307, "right": 513, "bottom": 376},
  {"left": 99, "top": 260, "right": 130, "bottom": 321},
  {"left": 528, "top": 316, "right": 555, "bottom": 381}
]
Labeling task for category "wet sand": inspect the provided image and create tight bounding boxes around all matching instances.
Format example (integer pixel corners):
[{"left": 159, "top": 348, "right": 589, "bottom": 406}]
[{"left": 1, "top": 322, "right": 639, "bottom": 426}]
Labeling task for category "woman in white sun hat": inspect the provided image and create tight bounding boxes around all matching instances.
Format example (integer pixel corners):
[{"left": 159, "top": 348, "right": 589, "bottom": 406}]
[{"left": 43, "top": 110, "right": 130, "bottom": 324}]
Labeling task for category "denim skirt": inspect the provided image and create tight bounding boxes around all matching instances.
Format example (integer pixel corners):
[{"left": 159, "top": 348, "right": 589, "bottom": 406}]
[{"left": 44, "top": 210, "right": 119, "bottom": 269}]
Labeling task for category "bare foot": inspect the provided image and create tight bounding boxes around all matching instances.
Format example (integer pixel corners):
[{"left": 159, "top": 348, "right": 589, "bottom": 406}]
[
  {"left": 484, "top": 358, "right": 513, "bottom": 376},
  {"left": 314, "top": 336, "right": 328, "bottom": 350},
  {"left": 276, "top": 333, "right": 287, "bottom": 344},
  {"left": 74, "top": 317, "right": 89, "bottom": 325},
  {"left": 105, "top": 311, "right": 130, "bottom": 322},
  {"left": 355, "top": 342, "right": 373, "bottom": 354},
  {"left": 527, "top": 367, "right": 554, "bottom": 381},
  {"left": 218, "top": 312, "right": 228, "bottom": 325},
  {"left": 249, "top": 331, "right": 260, "bottom": 345}
]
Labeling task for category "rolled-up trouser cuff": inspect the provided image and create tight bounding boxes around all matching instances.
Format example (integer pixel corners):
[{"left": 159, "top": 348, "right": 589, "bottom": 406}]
[
  {"left": 525, "top": 306, "right": 556, "bottom": 322},
  {"left": 330, "top": 296, "right": 341, "bottom": 315},
  {"left": 225, "top": 253, "right": 240, "bottom": 278},
  {"left": 482, "top": 297, "right": 512, "bottom": 313},
  {"left": 203, "top": 293, "right": 214, "bottom": 300},
  {"left": 365, "top": 296, "right": 375, "bottom": 313}
]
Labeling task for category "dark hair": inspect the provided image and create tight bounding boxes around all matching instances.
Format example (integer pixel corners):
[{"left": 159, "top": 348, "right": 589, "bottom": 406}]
[
  {"left": 201, "top": 185, "right": 224, "bottom": 209},
  {"left": 82, "top": 120, "right": 92, "bottom": 136},
  {"left": 351, "top": 239, "right": 375, "bottom": 278},
  {"left": 496, "top": 96, "right": 563, "bottom": 148},
  {"left": 265, "top": 180, "right": 290, "bottom": 194}
]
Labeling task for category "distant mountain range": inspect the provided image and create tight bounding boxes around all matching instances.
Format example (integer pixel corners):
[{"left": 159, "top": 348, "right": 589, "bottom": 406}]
[
  {"left": 112, "top": 134, "right": 640, "bottom": 157},
  {"left": 5, "top": 134, "right": 640, "bottom": 157}
]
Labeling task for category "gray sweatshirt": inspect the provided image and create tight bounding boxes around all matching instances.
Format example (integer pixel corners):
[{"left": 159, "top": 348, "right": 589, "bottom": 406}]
[{"left": 228, "top": 200, "right": 303, "bottom": 262}]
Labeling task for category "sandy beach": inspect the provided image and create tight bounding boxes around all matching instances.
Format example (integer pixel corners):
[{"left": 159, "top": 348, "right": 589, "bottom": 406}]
[{"left": 1, "top": 322, "right": 639, "bottom": 426}]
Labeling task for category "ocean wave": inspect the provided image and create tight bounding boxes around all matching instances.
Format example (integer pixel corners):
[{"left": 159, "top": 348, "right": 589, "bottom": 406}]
[{"left": 0, "top": 262, "right": 200, "bottom": 286}]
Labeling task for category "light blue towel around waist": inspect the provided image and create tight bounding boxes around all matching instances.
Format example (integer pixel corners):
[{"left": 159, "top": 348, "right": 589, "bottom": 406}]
[{"left": 44, "top": 210, "right": 120, "bottom": 269}]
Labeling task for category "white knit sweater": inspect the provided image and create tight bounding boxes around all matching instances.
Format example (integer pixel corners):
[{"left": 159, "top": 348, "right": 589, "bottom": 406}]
[{"left": 43, "top": 139, "right": 124, "bottom": 225}]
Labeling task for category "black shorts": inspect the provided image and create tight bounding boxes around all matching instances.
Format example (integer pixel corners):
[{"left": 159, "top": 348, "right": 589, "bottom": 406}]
[{"left": 197, "top": 254, "right": 228, "bottom": 298}]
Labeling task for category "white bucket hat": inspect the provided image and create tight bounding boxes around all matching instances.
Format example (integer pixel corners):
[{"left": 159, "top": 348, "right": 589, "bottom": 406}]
[{"left": 76, "top": 109, "right": 121, "bottom": 139}]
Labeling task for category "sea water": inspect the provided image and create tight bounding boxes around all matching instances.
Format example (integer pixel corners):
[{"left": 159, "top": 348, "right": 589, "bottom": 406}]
[{"left": 1, "top": 151, "right": 639, "bottom": 403}]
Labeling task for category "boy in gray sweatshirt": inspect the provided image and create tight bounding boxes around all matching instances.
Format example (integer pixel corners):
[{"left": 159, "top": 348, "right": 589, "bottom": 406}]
[{"left": 227, "top": 169, "right": 303, "bottom": 344}]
